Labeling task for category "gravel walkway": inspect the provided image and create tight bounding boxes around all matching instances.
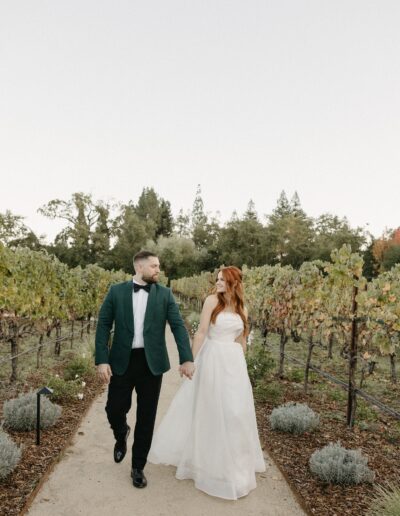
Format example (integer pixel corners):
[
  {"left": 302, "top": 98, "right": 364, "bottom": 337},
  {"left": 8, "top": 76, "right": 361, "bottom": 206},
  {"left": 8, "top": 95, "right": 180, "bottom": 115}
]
[{"left": 27, "top": 327, "right": 305, "bottom": 516}]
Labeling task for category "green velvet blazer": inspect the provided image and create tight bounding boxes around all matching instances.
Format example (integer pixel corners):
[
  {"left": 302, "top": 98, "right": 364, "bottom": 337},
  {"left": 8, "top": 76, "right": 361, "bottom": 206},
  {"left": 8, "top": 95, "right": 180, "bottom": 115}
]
[{"left": 95, "top": 281, "right": 193, "bottom": 375}]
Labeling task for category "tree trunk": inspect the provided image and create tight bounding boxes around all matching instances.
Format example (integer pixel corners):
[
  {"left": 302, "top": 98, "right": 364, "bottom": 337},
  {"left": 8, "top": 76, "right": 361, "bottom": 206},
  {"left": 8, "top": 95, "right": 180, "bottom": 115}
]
[
  {"left": 390, "top": 353, "right": 397, "bottom": 384},
  {"left": 10, "top": 322, "right": 19, "bottom": 383},
  {"left": 262, "top": 326, "right": 268, "bottom": 346},
  {"left": 278, "top": 332, "right": 287, "bottom": 378},
  {"left": 55, "top": 322, "right": 62, "bottom": 355},
  {"left": 87, "top": 314, "right": 91, "bottom": 334},
  {"left": 347, "top": 282, "right": 358, "bottom": 429},
  {"left": 37, "top": 334, "right": 44, "bottom": 368},
  {"left": 304, "top": 336, "right": 315, "bottom": 394},
  {"left": 328, "top": 333, "right": 334, "bottom": 359},
  {"left": 70, "top": 320, "right": 75, "bottom": 349}
]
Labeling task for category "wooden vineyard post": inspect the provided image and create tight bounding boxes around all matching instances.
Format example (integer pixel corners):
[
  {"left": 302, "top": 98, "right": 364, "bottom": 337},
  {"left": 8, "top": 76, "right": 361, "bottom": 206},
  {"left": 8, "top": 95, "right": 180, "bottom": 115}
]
[
  {"left": 37, "top": 334, "right": 44, "bottom": 368},
  {"left": 304, "top": 335, "right": 315, "bottom": 394},
  {"left": 278, "top": 332, "right": 287, "bottom": 378},
  {"left": 54, "top": 322, "right": 62, "bottom": 356},
  {"left": 327, "top": 333, "right": 334, "bottom": 359},
  {"left": 347, "top": 279, "right": 359, "bottom": 428},
  {"left": 10, "top": 321, "right": 19, "bottom": 383},
  {"left": 70, "top": 319, "right": 75, "bottom": 349},
  {"left": 389, "top": 353, "right": 397, "bottom": 384}
]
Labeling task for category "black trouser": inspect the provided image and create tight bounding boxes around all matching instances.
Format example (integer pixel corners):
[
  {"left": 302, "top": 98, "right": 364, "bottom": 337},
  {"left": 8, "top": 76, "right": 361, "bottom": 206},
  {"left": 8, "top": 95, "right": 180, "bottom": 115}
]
[{"left": 105, "top": 348, "right": 163, "bottom": 470}]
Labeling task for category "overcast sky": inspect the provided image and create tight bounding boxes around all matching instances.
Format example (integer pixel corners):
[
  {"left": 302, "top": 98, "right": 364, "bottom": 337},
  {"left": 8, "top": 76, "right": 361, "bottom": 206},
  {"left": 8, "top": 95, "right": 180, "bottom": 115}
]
[{"left": 1, "top": 1, "right": 399, "bottom": 243}]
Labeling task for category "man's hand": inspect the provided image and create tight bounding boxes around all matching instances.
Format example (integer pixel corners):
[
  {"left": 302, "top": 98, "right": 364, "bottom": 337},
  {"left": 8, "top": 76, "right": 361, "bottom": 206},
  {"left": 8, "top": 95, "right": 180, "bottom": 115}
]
[
  {"left": 179, "top": 361, "right": 195, "bottom": 380},
  {"left": 97, "top": 363, "right": 112, "bottom": 384}
]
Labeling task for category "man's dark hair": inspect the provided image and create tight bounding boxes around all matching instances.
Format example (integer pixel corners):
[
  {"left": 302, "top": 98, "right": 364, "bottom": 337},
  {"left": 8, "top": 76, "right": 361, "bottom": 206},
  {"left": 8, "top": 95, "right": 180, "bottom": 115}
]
[{"left": 133, "top": 250, "right": 158, "bottom": 264}]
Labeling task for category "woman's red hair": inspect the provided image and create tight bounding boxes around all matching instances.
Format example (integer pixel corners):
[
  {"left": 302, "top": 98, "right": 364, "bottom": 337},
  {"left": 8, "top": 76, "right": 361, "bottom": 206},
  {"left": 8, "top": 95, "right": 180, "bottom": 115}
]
[{"left": 210, "top": 266, "right": 249, "bottom": 337}]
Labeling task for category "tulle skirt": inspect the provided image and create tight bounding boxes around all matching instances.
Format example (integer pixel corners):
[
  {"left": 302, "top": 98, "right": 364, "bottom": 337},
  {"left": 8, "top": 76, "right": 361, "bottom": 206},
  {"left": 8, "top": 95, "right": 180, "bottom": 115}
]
[{"left": 148, "top": 336, "right": 266, "bottom": 500}]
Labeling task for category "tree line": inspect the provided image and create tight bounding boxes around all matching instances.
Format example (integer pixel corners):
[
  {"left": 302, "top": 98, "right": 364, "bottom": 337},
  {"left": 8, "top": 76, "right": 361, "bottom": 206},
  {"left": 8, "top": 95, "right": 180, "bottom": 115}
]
[{"left": 1, "top": 186, "right": 398, "bottom": 279}]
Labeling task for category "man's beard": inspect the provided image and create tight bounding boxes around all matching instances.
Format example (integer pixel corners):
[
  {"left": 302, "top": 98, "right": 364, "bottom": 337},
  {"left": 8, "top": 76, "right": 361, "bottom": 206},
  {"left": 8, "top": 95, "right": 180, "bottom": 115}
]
[{"left": 142, "top": 273, "right": 159, "bottom": 284}]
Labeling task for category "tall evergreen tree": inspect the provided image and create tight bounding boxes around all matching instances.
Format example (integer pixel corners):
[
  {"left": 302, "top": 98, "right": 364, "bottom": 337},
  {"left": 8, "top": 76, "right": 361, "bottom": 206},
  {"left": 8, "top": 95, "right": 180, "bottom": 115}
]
[
  {"left": 191, "top": 184, "right": 207, "bottom": 226},
  {"left": 112, "top": 204, "right": 149, "bottom": 272},
  {"left": 157, "top": 199, "right": 174, "bottom": 237},
  {"left": 218, "top": 201, "right": 265, "bottom": 268},
  {"left": 265, "top": 192, "right": 314, "bottom": 267},
  {"left": 243, "top": 199, "right": 258, "bottom": 221},
  {"left": 174, "top": 208, "right": 191, "bottom": 237},
  {"left": 273, "top": 190, "right": 291, "bottom": 218},
  {"left": 312, "top": 214, "right": 366, "bottom": 262},
  {"left": 91, "top": 203, "right": 112, "bottom": 268},
  {"left": 363, "top": 239, "right": 379, "bottom": 280},
  {"left": 291, "top": 191, "right": 306, "bottom": 217},
  {"left": 191, "top": 184, "right": 210, "bottom": 249},
  {"left": 135, "top": 187, "right": 173, "bottom": 239}
]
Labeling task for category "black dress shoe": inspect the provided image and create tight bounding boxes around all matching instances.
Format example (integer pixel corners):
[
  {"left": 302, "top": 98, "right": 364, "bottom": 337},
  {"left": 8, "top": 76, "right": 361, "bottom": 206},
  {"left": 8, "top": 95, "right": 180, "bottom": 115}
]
[
  {"left": 131, "top": 468, "right": 147, "bottom": 488},
  {"left": 113, "top": 425, "right": 131, "bottom": 463}
]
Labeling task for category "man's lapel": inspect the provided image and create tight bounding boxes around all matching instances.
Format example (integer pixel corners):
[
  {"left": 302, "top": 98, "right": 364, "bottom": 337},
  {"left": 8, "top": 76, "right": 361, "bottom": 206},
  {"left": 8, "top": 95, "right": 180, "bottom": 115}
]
[
  {"left": 144, "top": 283, "right": 157, "bottom": 332},
  {"left": 123, "top": 281, "right": 134, "bottom": 333}
]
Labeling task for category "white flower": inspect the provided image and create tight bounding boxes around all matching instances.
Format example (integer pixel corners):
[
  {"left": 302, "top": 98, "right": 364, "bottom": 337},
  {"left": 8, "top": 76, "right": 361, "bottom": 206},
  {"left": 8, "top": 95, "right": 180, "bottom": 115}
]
[
  {"left": 75, "top": 374, "right": 79, "bottom": 378},
  {"left": 81, "top": 381, "right": 86, "bottom": 387},
  {"left": 55, "top": 374, "right": 59, "bottom": 378},
  {"left": 77, "top": 393, "right": 84, "bottom": 400}
]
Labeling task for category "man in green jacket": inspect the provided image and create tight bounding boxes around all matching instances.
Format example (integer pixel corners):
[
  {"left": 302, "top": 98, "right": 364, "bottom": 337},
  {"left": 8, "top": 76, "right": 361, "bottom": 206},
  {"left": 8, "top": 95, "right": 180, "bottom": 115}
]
[{"left": 95, "top": 250, "right": 194, "bottom": 488}]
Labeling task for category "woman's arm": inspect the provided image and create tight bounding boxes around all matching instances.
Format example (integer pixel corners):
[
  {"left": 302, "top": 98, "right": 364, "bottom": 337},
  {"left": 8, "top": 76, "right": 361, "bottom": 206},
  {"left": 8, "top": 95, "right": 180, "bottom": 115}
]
[
  {"left": 235, "top": 332, "right": 247, "bottom": 353},
  {"left": 191, "top": 295, "right": 218, "bottom": 359},
  {"left": 234, "top": 306, "right": 249, "bottom": 353}
]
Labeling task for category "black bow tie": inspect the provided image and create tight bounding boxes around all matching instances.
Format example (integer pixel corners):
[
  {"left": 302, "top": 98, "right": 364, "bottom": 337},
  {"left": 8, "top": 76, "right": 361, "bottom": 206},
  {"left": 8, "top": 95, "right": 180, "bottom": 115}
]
[{"left": 133, "top": 283, "right": 151, "bottom": 293}]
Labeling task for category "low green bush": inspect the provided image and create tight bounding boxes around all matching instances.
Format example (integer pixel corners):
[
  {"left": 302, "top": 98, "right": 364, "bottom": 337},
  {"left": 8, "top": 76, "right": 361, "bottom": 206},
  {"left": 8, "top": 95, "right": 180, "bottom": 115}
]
[
  {"left": 246, "top": 343, "right": 275, "bottom": 386},
  {"left": 46, "top": 375, "right": 82, "bottom": 402},
  {"left": 286, "top": 368, "right": 304, "bottom": 383},
  {"left": 0, "top": 430, "right": 21, "bottom": 480},
  {"left": 328, "top": 388, "right": 347, "bottom": 402},
  {"left": 269, "top": 402, "right": 319, "bottom": 434},
  {"left": 3, "top": 392, "right": 61, "bottom": 431},
  {"left": 356, "top": 400, "right": 379, "bottom": 422},
  {"left": 309, "top": 442, "right": 375, "bottom": 485},
  {"left": 63, "top": 355, "right": 95, "bottom": 381},
  {"left": 253, "top": 382, "right": 283, "bottom": 405}
]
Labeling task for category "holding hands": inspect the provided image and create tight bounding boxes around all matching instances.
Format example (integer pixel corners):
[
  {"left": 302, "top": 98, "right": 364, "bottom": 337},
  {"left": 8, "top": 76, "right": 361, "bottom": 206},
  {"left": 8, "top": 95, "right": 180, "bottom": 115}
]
[{"left": 179, "top": 361, "right": 195, "bottom": 380}]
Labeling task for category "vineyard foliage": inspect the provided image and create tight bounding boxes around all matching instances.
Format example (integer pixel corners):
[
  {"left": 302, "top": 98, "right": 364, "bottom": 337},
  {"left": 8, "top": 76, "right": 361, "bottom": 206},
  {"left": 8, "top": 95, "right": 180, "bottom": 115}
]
[
  {"left": 0, "top": 243, "right": 130, "bottom": 342},
  {"left": 171, "top": 245, "right": 400, "bottom": 360}
]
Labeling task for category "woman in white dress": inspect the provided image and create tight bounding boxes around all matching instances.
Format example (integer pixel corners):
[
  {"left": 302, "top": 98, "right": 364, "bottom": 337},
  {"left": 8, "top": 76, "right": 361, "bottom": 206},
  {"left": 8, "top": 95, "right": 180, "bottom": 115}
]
[{"left": 148, "top": 266, "right": 266, "bottom": 500}]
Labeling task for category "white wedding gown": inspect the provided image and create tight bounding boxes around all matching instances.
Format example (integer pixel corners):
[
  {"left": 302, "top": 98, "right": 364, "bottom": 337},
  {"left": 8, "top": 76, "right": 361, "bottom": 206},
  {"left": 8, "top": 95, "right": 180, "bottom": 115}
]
[{"left": 147, "top": 311, "right": 266, "bottom": 500}]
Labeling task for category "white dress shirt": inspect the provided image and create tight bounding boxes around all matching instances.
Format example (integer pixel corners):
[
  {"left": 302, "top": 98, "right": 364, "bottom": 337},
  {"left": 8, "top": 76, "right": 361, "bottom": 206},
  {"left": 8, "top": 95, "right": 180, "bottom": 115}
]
[{"left": 132, "top": 280, "right": 149, "bottom": 349}]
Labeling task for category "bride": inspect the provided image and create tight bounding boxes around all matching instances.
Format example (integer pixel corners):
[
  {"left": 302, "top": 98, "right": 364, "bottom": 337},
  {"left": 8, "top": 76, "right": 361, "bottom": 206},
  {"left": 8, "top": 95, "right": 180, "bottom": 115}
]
[{"left": 147, "top": 266, "right": 266, "bottom": 500}]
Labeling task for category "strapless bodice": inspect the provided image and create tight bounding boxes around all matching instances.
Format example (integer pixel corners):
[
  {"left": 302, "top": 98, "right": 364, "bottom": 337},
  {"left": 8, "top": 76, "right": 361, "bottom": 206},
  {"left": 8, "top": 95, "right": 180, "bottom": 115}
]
[{"left": 206, "top": 312, "right": 244, "bottom": 342}]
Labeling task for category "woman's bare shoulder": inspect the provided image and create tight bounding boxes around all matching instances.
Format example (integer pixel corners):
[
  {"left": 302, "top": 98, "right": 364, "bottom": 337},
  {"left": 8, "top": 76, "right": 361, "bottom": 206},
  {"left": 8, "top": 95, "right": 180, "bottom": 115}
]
[{"left": 204, "top": 294, "right": 218, "bottom": 307}]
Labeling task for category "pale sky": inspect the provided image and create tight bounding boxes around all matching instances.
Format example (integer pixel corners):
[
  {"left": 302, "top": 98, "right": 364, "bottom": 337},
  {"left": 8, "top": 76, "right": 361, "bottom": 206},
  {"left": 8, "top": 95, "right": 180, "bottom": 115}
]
[{"left": 1, "top": 1, "right": 399, "bottom": 243}]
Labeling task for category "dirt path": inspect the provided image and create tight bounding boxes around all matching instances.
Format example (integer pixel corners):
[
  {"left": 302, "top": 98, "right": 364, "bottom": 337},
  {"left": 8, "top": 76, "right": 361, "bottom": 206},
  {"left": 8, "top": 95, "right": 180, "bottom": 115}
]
[{"left": 26, "top": 327, "right": 305, "bottom": 516}]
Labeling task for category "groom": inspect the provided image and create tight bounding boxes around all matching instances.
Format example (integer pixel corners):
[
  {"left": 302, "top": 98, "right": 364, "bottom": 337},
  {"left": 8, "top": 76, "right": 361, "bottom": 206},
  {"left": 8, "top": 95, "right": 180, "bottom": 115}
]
[{"left": 95, "top": 250, "right": 195, "bottom": 488}]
